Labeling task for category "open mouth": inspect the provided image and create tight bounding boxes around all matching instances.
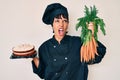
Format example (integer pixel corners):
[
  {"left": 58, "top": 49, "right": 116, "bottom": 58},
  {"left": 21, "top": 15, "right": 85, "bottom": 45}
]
[{"left": 58, "top": 28, "right": 64, "bottom": 36}]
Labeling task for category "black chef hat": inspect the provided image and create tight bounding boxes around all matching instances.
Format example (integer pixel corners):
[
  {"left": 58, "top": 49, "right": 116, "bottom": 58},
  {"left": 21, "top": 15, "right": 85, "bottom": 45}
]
[{"left": 42, "top": 3, "right": 69, "bottom": 25}]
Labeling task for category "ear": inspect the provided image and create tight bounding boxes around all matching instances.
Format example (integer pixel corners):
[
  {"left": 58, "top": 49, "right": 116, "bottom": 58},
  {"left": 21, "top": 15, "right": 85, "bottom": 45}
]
[{"left": 52, "top": 27, "right": 54, "bottom": 33}]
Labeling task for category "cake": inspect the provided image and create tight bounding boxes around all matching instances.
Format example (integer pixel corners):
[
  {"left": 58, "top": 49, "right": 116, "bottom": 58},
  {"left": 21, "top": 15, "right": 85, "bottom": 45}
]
[{"left": 12, "top": 44, "right": 36, "bottom": 57}]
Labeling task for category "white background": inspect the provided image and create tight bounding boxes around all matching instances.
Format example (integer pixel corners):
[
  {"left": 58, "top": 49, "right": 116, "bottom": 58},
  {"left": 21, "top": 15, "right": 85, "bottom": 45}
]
[{"left": 0, "top": 0, "right": 120, "bottom": 80}]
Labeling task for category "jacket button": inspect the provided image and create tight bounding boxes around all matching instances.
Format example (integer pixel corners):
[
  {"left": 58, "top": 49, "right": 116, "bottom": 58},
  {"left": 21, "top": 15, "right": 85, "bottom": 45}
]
[
  {"left": 53, "top": 45, "right": 56, "bottom": 48},
  {"left": 66, "top": 72, "right": 68, "bottom": 74},
  {"left": 53, "top": 58, "right": 57, "bottom": 61},
  {"left": 65, "top": 57, "right": 68, "bottom": 60},
  {"left": 55, "top": 73, "right": 58, "bottom": 75}
]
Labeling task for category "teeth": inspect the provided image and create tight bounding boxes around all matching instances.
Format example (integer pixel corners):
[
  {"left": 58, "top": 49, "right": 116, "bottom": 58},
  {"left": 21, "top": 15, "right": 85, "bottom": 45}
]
[
  {"left": 58, "top": 28, "right": 64, "bottom": 35},
  {"left": 59, "top": 29, "right": 63, "bottom": 31}
]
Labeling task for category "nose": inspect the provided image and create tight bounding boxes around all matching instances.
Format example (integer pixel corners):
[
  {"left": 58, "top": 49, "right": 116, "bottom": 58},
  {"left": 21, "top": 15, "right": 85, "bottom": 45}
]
[{"left": 59, "top": 21, "right": 64, "bottom": 27}]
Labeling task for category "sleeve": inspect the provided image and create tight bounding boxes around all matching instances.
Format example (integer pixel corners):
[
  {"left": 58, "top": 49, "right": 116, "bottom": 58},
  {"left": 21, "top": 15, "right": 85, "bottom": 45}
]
[
  {"left": 87, "top": 41, "right": 106, "bottom": 64},
  {"left": 31, "top": 45, "right": 45, "bottom": 79}
]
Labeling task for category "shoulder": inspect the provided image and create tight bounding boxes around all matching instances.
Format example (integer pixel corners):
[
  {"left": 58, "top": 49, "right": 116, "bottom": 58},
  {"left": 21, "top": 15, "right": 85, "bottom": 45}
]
[
  {"left": 69, "top": 35, "right": 81, "bottom": 42},
  {"left": 38, "top": 38, "right": 52, "bottom": 50},
  {"left": 66, "top": 35, "right": 82, "bottom": 44},
  {"left": 38, "top": 38, "right": 53, "bottom": 57}
]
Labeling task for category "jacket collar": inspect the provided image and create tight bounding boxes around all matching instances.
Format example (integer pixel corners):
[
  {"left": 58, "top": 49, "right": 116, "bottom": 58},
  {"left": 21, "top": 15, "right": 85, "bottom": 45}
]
[{"left": 51, "top": 35, "right": 70, "bottom": 44}]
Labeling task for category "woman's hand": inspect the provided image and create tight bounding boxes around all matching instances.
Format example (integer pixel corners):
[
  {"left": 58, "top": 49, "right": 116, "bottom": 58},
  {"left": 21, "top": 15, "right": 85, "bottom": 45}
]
[
  {"left": 33, "top": 57, "right": 39, "bottom": 68},
  {"left": 87, "top": 22, "right": 94, "bottom": 35}
]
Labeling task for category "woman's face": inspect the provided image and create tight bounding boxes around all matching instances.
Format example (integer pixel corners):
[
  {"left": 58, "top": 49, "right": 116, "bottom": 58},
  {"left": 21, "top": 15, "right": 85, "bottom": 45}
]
[{"left": 52, "top": 15, "right": 69, "bottom": 40}]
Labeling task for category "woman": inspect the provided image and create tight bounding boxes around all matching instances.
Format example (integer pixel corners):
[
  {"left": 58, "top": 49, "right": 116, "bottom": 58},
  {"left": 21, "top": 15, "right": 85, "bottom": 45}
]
[{"left": 32, "top": 3, "right": 106, "bottom": 80}]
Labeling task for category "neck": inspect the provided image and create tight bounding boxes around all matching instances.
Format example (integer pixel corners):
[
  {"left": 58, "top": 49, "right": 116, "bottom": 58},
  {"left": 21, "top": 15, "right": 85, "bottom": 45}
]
[{"left": 54, "top": 35, "right": 65, "bottom": 44}]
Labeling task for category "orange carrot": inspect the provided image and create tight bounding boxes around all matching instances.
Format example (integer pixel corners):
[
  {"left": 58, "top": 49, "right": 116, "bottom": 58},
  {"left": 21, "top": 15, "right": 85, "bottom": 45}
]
[
  {"left": 92, "top": 37, "right": 98, "bottom": 55},
  {"left": 80, "top": 36, "right": 99, "bottom": 62}
]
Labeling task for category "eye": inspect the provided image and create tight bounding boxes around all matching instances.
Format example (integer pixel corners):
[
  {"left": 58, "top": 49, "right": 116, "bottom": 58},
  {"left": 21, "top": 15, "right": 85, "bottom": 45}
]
[
  {"left": 64, "top": 20, "right": 68, "bottom": 23},
  {"left": 54, "top": 19, "right": 59, "bottom": 23}
]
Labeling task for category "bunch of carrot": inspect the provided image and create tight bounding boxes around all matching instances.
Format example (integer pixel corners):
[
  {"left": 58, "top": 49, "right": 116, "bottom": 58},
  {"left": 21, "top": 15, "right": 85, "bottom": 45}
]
[
  {"left": 80, "top": 32, "right": 98, "bottom": 62},
  {"left": 80, "top": 22, "right": 99, "bottom": 62},
  {"left": 76, "top": 5, "right": 106, "bottom": 62}
]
